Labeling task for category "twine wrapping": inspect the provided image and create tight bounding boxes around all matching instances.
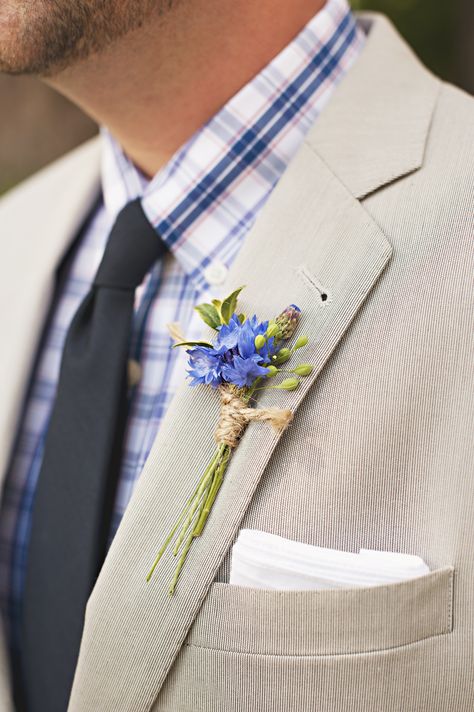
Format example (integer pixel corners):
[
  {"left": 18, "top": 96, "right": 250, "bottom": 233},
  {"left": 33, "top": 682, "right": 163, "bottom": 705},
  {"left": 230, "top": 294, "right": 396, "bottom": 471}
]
[{"left": 214, "top": 385, "right": 293, "bottom": 448}]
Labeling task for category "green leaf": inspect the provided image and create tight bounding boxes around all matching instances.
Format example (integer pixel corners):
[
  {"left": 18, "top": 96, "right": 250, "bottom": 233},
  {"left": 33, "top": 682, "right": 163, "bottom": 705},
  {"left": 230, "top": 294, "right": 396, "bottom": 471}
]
[
  {"left": 211, "top": 299, "right": 223, "bottom": 321},
  {"left": 194, "top": 303, "right": 221, "bottom": 329},
  {"left": 220, "top": 286, "right": 245, "bottom": 324},
  {"left": 172, "top": 340, "right": 214, "bottom": 349},
  {"left": 238, "top": 313, "right": 246, "bottom": 324}
]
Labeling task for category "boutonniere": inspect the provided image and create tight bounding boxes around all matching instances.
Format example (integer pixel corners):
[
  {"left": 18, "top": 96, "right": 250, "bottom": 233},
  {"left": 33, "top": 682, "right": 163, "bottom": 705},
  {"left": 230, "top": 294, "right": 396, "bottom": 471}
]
[{"left": 147, "top": 286, "right": 312, "bottom": 594}]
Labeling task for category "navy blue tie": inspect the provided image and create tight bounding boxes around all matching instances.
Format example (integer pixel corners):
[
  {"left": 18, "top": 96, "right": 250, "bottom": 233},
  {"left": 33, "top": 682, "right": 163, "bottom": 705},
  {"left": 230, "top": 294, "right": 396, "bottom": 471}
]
[{"left": 20, "top": 199, "right": 167, "bottom": 712}]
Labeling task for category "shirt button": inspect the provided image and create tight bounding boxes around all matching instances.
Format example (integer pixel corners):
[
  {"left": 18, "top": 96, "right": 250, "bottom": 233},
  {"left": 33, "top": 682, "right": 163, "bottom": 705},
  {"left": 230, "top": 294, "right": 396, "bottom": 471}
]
[
  {"left": 128, "top": 359, "right": 142, "bottom": 387},
  {"left": 204, "top": 260, "right": 228, "bottom": 286}
]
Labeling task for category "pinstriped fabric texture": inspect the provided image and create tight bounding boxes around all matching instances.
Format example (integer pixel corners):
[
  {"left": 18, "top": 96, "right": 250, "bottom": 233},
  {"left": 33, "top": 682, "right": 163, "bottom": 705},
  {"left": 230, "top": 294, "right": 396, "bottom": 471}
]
[{"left": 186, "top": 569, "right": 454, "bottom": 655}]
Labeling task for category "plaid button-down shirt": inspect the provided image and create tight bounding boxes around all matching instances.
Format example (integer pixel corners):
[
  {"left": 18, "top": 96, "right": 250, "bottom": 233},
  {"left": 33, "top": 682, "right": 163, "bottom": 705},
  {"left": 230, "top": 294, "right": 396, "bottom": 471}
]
[{"left": 0, "top": 0, "right": 364, "bottom": 656}]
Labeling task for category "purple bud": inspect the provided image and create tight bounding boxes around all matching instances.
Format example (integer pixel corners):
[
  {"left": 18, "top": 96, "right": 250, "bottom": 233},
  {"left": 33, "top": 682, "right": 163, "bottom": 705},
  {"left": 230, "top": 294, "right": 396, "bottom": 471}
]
[{"left": 275, "top": 304, "right": 301, "bottom": 340}]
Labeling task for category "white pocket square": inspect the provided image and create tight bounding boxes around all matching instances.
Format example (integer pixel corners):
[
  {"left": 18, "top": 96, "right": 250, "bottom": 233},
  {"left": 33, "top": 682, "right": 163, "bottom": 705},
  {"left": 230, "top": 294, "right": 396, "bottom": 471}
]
[{"left": 229, "top": 529, "right": 430, "bottom": 591}]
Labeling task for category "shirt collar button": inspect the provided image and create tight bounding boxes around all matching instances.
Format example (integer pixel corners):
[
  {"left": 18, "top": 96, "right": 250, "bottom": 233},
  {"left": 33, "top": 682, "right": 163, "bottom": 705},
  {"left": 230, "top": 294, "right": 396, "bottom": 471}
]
[{"left": 204, "top": 260, "right": 228, "bottom": 286}]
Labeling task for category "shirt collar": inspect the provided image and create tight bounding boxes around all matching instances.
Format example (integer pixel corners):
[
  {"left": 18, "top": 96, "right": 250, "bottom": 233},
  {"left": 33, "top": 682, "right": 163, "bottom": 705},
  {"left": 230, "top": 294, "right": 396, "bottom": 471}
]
[{"left": 100, "top": 0, "right": 364, "bottom": 289}]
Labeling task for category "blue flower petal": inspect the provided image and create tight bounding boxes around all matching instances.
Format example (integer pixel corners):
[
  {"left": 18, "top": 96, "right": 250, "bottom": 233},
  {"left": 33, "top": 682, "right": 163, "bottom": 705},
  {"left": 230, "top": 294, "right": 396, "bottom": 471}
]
[
  {"left": 222, "top": 354, "right": 270, "bottom": 388},
  {"left": 186, "top": 346, "right": 223, "bottom": 388}
]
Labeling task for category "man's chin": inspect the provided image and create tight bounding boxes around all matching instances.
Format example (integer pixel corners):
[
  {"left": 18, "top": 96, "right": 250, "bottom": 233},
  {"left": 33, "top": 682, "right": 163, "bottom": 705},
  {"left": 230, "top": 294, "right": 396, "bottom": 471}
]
[
  {"left": 0, "top": 1, "right": 92, "bottom": 77},
  {"left": 0, "top": 9, "right": 30, "bottom": 74},
  {"left": 0, "top": 49, "right": 60, "bottom": 77},
  {"left": 0, "top": 20, "right": 60, "bottom": 76}
]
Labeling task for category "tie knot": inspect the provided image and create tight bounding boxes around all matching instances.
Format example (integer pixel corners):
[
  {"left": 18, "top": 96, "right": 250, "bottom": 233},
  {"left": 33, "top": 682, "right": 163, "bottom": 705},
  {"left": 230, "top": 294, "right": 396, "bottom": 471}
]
[{"left": 93, "top": 199, "right": 167, "bottom": 290}]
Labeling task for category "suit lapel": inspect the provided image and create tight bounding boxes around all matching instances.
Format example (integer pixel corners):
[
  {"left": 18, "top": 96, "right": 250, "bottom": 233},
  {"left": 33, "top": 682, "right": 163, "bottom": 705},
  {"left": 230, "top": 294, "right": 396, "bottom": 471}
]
[
  {"left": 0, "top": 137, "right": 102, "bottom": 490},
  {"left": 70, "top": 14, "right": 440, "bottom": 712},
  {"left": 308, "top": 13, "right": 440, "bottom": 199}
]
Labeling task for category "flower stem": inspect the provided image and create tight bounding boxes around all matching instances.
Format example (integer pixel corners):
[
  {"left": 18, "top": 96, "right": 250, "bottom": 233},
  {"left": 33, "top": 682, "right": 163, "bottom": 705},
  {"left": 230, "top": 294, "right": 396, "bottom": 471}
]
[
  {"left": 172, "top": 476, "right": 212, "bottom": 554},
  {"left": 193, "top": 445, "right": 230, "bottom": 536},
  {"left": 166, "top": 443, "right": 231, "bottom": 590},
  {"left": 146, "top": 445, "right": 222, "bottom": 581},
  {"left": 169, "top": 529, "right": 195, "bottom": 595}
]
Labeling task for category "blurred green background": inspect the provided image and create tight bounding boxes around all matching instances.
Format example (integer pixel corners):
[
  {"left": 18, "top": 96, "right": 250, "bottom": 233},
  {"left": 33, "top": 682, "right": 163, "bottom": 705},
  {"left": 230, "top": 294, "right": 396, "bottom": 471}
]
[{"left": 0, "top": 0, "right": 472, "bottom": 194}]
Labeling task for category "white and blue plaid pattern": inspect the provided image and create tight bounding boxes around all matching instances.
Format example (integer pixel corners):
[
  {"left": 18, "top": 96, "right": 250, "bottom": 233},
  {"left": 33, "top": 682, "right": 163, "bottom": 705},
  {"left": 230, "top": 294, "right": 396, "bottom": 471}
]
[{"left": 0, "top": 0, "right": 364, "bottom": 655}]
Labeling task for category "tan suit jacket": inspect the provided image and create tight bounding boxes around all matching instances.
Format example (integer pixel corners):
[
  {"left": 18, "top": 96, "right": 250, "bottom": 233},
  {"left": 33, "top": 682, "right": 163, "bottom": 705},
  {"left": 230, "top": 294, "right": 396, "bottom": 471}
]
[{"left": 0, "top": 14, "right": 473, "bottom": 711}]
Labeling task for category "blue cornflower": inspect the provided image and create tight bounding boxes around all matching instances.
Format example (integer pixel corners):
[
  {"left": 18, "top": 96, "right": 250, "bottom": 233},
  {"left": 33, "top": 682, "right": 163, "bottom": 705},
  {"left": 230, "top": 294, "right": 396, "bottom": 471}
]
[
  {"left": 237, "top": 319, "right": 261, "bottom": 358},
  {"left": 216, "top": 314, "right": 242, "bottom": 350},
  {"left": 222, "top": 355, "right": 270, "bottom": 388},
  {"left": 188, "top": 314, "right": 278, "bottom": 390},
  {"left": 245, "top": 315, "right": 277, "bottom": 363},
  {"left": 215, "top": 313, "right": 278, "bottom": 387},
  {"left": 187, "top": 346, "right": 224, "bottom": 388},
  {"left": 246, "top": 314, "right": 269, "bottom": 337},
  {"left": 217, "top": 314, "right": 272, "bottom": 357}
]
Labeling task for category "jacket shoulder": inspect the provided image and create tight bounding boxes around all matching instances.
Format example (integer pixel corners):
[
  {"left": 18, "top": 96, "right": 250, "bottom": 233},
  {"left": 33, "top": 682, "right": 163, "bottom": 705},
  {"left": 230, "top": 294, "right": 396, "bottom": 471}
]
[
  {"left": 437, "top": 80, "right": 474, "bottom": 121},
  {"left": 363, "top": 79, "right": 473, "bottom": 275},
  {"left": 427, "top": 81, "right": 474, "bottom": 180},
  {"left": 366, "top": 80, "right": 473, "bottom": 220},
  {"left": 0, "top": 135, "right": 101, "bottom": 216}
]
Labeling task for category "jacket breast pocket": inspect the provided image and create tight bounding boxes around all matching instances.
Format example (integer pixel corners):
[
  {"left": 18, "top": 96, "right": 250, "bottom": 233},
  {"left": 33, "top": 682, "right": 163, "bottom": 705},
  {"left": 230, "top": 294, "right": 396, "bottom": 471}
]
[
  {"left": 154, "top": 567, "right": 456, "bottom": 712},
  {"left": 187, "top": 566, "right": 454, "bottom": 656}
]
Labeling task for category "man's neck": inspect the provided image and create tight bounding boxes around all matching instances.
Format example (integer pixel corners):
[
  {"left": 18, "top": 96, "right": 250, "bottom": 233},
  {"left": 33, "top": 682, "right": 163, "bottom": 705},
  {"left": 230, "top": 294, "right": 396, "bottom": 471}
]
[{"left": 46, "top": 0, "right": 326, "bottom": 178}]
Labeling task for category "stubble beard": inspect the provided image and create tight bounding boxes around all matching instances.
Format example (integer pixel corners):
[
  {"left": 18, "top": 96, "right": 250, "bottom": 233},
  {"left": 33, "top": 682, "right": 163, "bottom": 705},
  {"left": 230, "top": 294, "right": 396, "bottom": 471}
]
[{"left": 0, "top": 0, "right": 173, "bottom": 77}]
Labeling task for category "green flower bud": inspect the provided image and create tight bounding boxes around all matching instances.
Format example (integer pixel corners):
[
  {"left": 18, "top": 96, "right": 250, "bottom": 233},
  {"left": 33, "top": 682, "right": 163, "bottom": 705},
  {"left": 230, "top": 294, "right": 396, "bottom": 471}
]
[
  {"left": 273, "top": 348, "right": 291, "bottom": 364},
  {"left": 293, "top": 335, "right": 308, "bottom": 350},
  {"left": 266, "top": 323, "right": 279, "bottom": 339},
  {"left": 254, "top": 334, "right": 266, "bottom": 350},
  {"left": 292, "top": 363, "right": 313, "bottom": 376},
  {"left": 265, "top": 365, "right": 278, "bottom": 377},
  {"left": 276, "top": 377, "right": 300, "bottom": 391}
]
